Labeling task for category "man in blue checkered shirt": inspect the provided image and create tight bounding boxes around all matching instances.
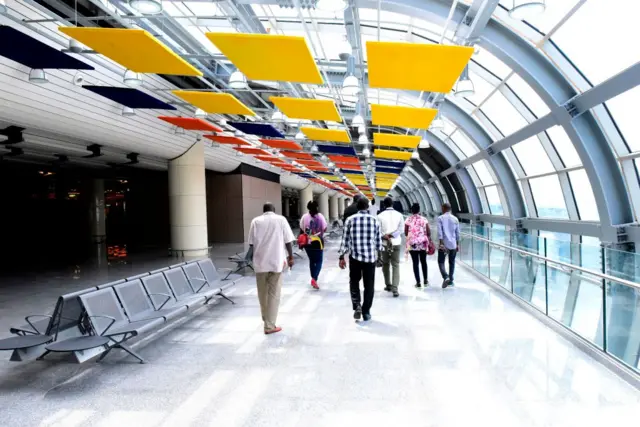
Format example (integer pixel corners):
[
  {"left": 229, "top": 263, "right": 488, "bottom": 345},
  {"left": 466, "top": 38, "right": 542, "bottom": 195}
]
[{"left": 339, "top": 197, "right": 383, "bottom": 321}]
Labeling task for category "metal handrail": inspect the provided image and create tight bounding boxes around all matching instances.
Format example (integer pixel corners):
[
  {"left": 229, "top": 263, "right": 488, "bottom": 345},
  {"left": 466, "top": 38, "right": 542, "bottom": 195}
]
[{"left": 461, "top": 232, "right": 640, "bottom": 291}]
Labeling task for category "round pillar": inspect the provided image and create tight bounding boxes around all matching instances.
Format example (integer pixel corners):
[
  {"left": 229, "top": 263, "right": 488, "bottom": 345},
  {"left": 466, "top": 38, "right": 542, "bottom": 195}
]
[
  {"left": 89, "top": 178, "right": 106, "bottom": 244},
  {"left": 169, "top": 141, "right": 208, "bottom": 257},
  {"left": 283, "top": 197, "right": 290, "bottom": 217},
  {"left": 329, "top": 194, "right": 339, "bottom": 222},
  {"left": 338, "top": 197, "right": 345, "bottom": 217},
  {"left": 318, "top": 191, "right": 329, "bottom": 220},
  {"left": 299, "top": 185, "right": 313, "bottom": 216}
]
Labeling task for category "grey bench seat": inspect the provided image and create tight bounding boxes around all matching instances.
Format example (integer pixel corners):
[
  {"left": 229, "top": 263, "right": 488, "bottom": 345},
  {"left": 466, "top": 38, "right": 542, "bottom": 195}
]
[
  {"left": 183, "top": 261, "right": 235, "bottom": 304},
  {"left": 0, "top": 335, "right": 52, "bottom": 351},
  {"left": 113, "top": 279, "right": 187, "bottom": 322},
  {"left": 142, "top": 273, "right": 204, "bottom": 310}
]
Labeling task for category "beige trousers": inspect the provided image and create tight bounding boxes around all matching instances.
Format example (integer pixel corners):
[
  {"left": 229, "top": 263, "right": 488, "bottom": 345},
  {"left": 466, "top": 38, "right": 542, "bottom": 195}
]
[{"left": 256, "top": 272, "right": 283, "bottom": 330}]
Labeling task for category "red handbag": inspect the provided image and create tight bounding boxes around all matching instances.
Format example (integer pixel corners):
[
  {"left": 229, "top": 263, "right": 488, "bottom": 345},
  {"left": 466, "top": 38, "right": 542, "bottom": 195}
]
[
  {"left": 427, "top": 240, "right": 436, "bottom": 256},
  {"left": 297, "top": 233, "right": 310, "bottom": 248}
]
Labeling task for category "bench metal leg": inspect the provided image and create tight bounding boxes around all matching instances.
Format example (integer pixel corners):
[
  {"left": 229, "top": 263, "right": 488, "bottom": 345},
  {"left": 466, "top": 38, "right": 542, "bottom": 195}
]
[
  {"left": 219, "top": 292, "right": 235, "bottom": 305},
  {"left": 97, "top": 347, "right": 113, "bottom": 362},
  {"left": 36, "top": 349, "right": 50, "bottom": 361},
  {"left": 223, "top": 265, "right": 243, "bottom": 281},
  {"left": 117, "top": 343, "right": 145, "bottom": 364}
]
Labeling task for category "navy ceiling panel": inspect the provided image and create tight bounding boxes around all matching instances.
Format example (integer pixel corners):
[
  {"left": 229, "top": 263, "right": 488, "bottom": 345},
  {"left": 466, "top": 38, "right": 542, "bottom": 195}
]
[
  {"left": 316, "top": 144, "right": 357, "bottom": 156},
  {"left": 82, "top": 86, "right": 176, "bottom": 110},
  {"left": 296, "top": 173, "right": 316, "bottom": 179},
  {"left": 375, "top": 159, "right": 406, "bottom": 169},
  {"left": 229, "top": 122, "right": 285, "bottom": 138},
  {"left": 0, "top": 26, "right": 94, "bottom": 70},
  {"left": 341, "top": 169, "right": 363, "bottom": 175},
  {"left": 375, "top": 166, "right": 403, "bottom": 174}
]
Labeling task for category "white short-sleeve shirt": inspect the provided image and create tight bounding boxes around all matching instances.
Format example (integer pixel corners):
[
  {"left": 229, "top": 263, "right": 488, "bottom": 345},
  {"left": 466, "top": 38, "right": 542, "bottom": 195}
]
[{"left": 248, "top": 212, "right": 295, "bottom": 273}]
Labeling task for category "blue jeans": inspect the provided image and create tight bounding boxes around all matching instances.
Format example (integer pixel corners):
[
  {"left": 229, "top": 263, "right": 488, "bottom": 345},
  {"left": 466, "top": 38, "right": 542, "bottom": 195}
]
[
  {"left": 438, "top": 249, "right": 457, "bottom": 282},
  {"left": 305, "top": 248, "right": 324, "bottom": 281}
]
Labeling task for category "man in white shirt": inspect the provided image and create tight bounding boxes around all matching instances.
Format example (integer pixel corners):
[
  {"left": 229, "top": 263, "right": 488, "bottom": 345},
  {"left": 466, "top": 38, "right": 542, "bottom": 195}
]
[
  {"left": 368, "top": 198, "right": 379, "bottom": 216},
  {"left": 377, "top": 197, "right": 404, "bottom": 297},
  {"left": 248, "top": 202, "right": 295, "bottom": 334}
]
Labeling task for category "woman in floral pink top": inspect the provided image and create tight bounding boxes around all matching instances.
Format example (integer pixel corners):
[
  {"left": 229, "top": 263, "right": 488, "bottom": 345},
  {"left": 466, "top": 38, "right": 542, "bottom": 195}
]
[{"left": 404, "top": 203, "right": 431, "bottom": 287}]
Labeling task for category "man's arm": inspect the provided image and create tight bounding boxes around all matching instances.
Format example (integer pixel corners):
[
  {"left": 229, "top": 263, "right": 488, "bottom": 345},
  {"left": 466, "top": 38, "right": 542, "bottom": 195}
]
[
  {"left": 375, "top": 219, "right": 383, "bottom": 252},
  {"left": 391, "top": 214, "right": 403, "bottom": 239},
  {"left": 437, "top": 217, "right": 444, "bottom": 247},
  {"left": 339, "top": 218, "right": 351, "bottom": 258},
  {"left": 283, "top": 219, "right": 295, "bottom": 266},
  {"left": 455, "top": 220, "right": 460, "bottom": 251}
]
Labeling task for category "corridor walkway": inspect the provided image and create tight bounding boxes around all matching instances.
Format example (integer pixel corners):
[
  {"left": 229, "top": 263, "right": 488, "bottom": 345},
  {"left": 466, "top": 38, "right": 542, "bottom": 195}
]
[{"left": 1, "top": 240, "right": 639, "bottom": 426}]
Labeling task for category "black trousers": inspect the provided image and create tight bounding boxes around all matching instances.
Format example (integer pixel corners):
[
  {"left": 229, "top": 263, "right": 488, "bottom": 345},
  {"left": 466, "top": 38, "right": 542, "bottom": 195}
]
[
  {"left": 349, "top": 257, "right": 376, "bottom": 314},
  {"left": 409, "top": 250, "right": 428, "bottom": 284}
]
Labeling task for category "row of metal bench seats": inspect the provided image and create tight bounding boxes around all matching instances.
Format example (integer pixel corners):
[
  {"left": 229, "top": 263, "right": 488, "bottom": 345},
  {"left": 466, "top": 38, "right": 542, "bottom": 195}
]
[{"left": 0, "top": 258, "right": 242, "bottom": 364}]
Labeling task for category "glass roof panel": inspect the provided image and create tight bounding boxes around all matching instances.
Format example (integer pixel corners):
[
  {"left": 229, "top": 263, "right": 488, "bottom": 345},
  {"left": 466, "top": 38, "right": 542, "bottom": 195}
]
[
  {"left": 183, "top": 1, "right": 222, "bottom": 15},
  {"left": 498, "top": 0, "right": 581, "bottom": 35},
  {"left": 552, "top": 1, "right": 640, "bottom": 86},
  {"left": 569, "top": 169, "right": 599, "bottom": 221},
  {"left": 505, "top": 73, "right": 549, "bottom": 117},
  {"left": 472, "top": 47, "right": 511, "bottom": 79},
  {"left": 512, "top": 137, "right": 554, "bottom": 176},
  {"left": 464, "top": 71, "right": 496, "bottom": 105},
  {"left": 480, "top": 91, "right": 528, "bottom": 137},
  {"left": 529, "top": 175, "right": 569, "bottom": 219},
  {"left": 485, "top": 185, "right": 504, "bottom": 215},
  {"left": 472, "top": 160, "right": 495, "bottom": 185},
  {"left": 449, "top": 129, "right": 479, "bottom": 158},
  {"left": 545, "top": 125, "right": 582, "bottom": 167},
  {"left": 605, "top": 85, "right": 640, "bottom": 153}
]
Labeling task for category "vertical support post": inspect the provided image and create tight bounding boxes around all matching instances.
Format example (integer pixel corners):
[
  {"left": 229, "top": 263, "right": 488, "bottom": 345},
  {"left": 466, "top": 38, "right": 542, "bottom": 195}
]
[
  {"left": 89, "top": 178, "right": 106, "bottom": 244},
  {"left": 329, "top": 194, "right": 339, "bottom": 222},
  {"left": 544, "top": 237, "right": 549, "bottom": 316},
  {"left": 168, "top": 141, "right": 209, "bottom": 258},
  {"left": 299, "top": 185, "right": 313, "bottom": 216},
  {"left": 318, "top": 191, "right": 329, "bottom": 220},
  {"left": 338, "top": 196, "right": 345, "bottom": 218},
  {"left": 283, "top": 196, "right": 290, "bottom": 217},
  {"left": 601, "top": 245, "right": 608, "bottom": 352}
]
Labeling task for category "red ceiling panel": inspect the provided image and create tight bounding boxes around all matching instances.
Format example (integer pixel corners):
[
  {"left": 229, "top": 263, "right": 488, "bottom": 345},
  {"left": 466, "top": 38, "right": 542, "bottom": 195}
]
[
  {"left": 234, "top": 147, "right": 270, "bottom": 155},
  {"left": 336, "top": 163, "right": 361, "bottom": 170},
  {"left": 328, "top": 155, "right": 359, "bottom": 164},
  {"left": 158, "top": 116, "right": 224, "bottom": 132},
  {"left": 281, "top": 151, "right": 315, "bottom": 160},
  {"left": 296, "top": 159, "right": 324, "bottom": 167},
  {"left": 259, "top": 139, "right": 303, "bottom": 151},
  {"left": 204, "top": 135, "right": 251, "bottom": 145}
]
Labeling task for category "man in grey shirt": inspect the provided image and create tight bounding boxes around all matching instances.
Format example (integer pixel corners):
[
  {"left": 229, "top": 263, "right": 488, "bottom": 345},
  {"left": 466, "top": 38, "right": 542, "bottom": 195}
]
[{"left": 436, "top": 203, "right": 460, "bottom": 288}]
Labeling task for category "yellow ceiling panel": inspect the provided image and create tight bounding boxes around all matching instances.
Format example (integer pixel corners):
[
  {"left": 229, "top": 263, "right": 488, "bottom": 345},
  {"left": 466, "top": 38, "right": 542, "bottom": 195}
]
[
  {"left": 270, "top": 97, "right": 341, "bottom": 122},
  {"left": 324, "top": 175, "right": 343, "bottom": 182},
  {"left": 59, "top": 27, "right": 202, "bottom": 76},
  {"left": 172, "top": 91, "right": 256, "bottom": 116},
  {"left": 366, "top": 41, "right": 473, "bottom": 93},
  {"left": 376, "top": 172, "right": 400, "bottom": 180},
  {"left": 376, "top": 191, "right": 390, "bottom": 197},
  {"left": 374, "top": 149, "right": 413, "bottom": 161},
  {"left": 371, "top": 104, "right": 437, "bottom": 129},
  {"left": 206, "top": 33, "right": 323, "bottom": 84},
  {"left": 373, "top": 133, "right": 421, "bottom": 149},
  {"left": 300, "top": 127, "right": 351, "bottom": 143}
]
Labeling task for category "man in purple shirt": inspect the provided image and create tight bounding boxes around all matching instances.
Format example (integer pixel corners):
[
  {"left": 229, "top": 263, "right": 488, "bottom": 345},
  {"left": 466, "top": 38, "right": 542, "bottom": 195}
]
[{"left": 436, "top": 203, "right": 460, "bottom": 288}]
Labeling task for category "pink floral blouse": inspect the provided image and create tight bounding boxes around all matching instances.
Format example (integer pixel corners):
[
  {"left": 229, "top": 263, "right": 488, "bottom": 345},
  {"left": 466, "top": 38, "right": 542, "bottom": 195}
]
[{"left": 405, "top": 214, "right": 430, "bottom": 251}]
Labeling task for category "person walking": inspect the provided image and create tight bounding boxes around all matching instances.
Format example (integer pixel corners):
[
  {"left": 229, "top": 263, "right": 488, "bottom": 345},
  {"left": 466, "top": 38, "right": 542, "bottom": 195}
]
[
  {"left": 405, "top": 202, "right": 431, "bottom": 288},
  {"left": 299, "top": 200, "right": 327, "bottom": 290},
  {"left": 368, "top": 198, "right": 378, "bottom": 216},
  {"left": 377, "top": 197, "right": 404, "bottom": 297},
  {"left": 338, "top": 197, "right": 382, "bottom": 321},
  {"left": 248, "top": 202, "right": 295, "bottom": 334},
  {"left": 436, "top": 203, "right": 460, "bottom": 288},
  {"left": 343, "top": 194, "right": 362, "bottom": 222}
]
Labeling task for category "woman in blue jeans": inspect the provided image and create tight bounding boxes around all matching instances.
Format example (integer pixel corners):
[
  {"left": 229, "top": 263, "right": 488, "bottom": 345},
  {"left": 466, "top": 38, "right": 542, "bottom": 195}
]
[{"left": 299, "top": 201, "right": 327, "bottom": 290}]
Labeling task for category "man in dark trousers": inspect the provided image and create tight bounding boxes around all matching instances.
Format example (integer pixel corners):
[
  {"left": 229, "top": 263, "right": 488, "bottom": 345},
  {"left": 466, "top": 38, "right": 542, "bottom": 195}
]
[
  {"left": 342, "top": 194, "right": 362, "bottom": 222},
  {"left": 338, "top": 197, "right": 383, "bottom": 321}
]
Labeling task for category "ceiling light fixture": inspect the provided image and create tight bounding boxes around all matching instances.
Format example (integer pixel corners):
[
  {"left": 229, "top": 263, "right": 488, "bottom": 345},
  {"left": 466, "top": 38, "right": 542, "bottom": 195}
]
[
  {"left": 68, "top": 39, "right": 83, "bottom": 53},
  {"left": 358, "top": 134, "right": 368, "bottom": 144},
  {"left": 174, "top": 127, "right": 185, "bottom": 135},
  {"left": 509, "top": 0, "right": 546, "bottom": 20},
  {"left": 430, "top": 112, "right": 444, "bottom": 130},
  {"left": 286, "top": 117, "right": 300, "bottom": 127},
  {"left": 295, "top": 131, "right": 305, "bottom": 141},
  {"left": 236, "top": 151, "right": 243, "bottom": 157},
  {"left": 195, "top": 108, "right": 207, "bottom": 118},
  {"left": 419, "top": 139, "right": 430, "bottom": 149},
  {"left": 229, "top": 70, "right": 248, "bottom": 90},
  {"left": 122, "top": 106, "right": 136, "bottom": 117},
  {"left": 411, "top": 151, "right": 419, "bottom": 159},
  {"left": 362, "top": 147, "right": 370, "bottom": 157},
  {"left": 454, "top": 65, "right": 474, "bottom": 98},
  {"left": 357, "top": 125, "right": 366, "bottom": 136},
  {"left": 234, "top": 130, "right": 244, "bottom": 137},
  {"left": 271, "top": 109, "right": 287, "bottom": 123},
  {"left": 123, "top": 69, "right": 143, "bottom": 87},
  {"left": 129, "top": 0, "right": 163, "bottom": 15},
  {"left": 310, "top": 144, "right": 319, "bottom": 153},
  {"left": 28, "top": 68, "right": 48, "bottom": 84}
]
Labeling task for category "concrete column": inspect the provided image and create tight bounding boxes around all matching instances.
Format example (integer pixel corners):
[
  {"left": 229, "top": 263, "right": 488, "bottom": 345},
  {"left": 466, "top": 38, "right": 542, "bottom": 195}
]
[
  {"left": 89, "top": 178, "right": 106, "bottom": 244},
  {"left": 318, "top": 191, "right": 329, "bottom": 220},
  {"left": 169, "top": 141, "right": 208, "bottom": 257},
  {"left": 299, "top": 185, "right": 313, "bottom": 216},
  {"left": 329, "top": 194, "right": 339, "bottom": 221},
  {"left": 338, "top": 197, "right": 345, "bottom": 217},
  {"left": 283, "top": 197, "right": 290, "bottom": 217}
]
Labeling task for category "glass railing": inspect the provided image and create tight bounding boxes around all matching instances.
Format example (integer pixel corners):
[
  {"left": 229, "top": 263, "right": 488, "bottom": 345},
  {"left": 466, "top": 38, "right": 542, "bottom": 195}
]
[{"left": 460, "top": 226, "right": 640, "bottom": 374}]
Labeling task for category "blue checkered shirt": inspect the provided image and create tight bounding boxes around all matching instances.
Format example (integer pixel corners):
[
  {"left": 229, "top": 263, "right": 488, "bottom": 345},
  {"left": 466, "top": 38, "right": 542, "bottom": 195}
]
[{"left": 339, "top": 211, "right": 383, "bottom": 263}]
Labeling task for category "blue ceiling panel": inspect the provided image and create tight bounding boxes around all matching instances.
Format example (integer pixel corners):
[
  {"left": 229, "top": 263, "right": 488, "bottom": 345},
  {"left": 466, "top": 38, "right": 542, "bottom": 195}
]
[
  {"left": 374, "top": 159, "right": 406, "bottom": 169},
  {"left": 82, "top": 86, "right": 176, "bottom": 110},
  {"left": 229, "top": 122, "right": 285, "bottom": 138},
  {"left": 0, "top": 26, "right": 94, "bottom": 70},
  {"left": 316, "top": 144, "right": 357, "bottom": 156},
  {"left": 375, "top": 166, "right": 403, "bottom": 174}
]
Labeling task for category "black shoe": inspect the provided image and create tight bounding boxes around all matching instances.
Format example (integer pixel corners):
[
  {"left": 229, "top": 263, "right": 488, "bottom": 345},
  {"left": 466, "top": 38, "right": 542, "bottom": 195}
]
[
  {"left": 424, "top": 281, "right": 430, "bottom": 287},
  {"left": 353, "top": 306, "right": 362, "bottom": 320},
  {"left": 442, "top": 278, "right": 450, "bottom": 289},
  {"left": 393, "top": 290, "right": 399, "bottom": 297},
  {"left": 363, "top": 313, "right": 371, "bottom": 321},
  {"left": 415, "top": 283, "right": 421, "bottom": 288},
  {"left": 384, "top": 286, "right": 391, "bottom": 292}
]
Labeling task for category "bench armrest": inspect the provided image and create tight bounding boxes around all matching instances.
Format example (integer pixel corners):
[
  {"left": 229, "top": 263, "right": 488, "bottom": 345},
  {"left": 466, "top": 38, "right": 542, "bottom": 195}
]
[
  {"left": 190, "top": 277, "right": 208, "bottom": 292},
  {"left": 148, "top": 293, "right": 172, "bottom": 309},
  {"left": 87, "top": 315, "right": 117, "bottom": 335},
  {"left": 21, "top": 315, "right": 53, "bottom": 335}
]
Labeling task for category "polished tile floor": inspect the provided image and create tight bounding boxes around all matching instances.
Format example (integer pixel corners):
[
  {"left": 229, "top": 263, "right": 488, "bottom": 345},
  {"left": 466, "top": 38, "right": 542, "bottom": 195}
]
[{"left": 0, "top": 239, "right": 639, "bottom": 426}]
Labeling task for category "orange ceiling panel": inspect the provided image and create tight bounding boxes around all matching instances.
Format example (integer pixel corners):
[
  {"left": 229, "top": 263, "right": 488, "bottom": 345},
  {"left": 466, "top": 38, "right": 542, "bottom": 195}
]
[
  {"left": 281, "top": 151, "right": 315, "bottom": 160},
  {"left": 297, "top": 159, "right": 324, "bottom": 167},
  {"left": 259, "top": 139, "right": 303, "bottom": 150},
  {"left": 307, "top": 165, "right": 329, "bottom": 171},
  {"left": 336, "top": 163, "right": 361, "bottom": 170},
  {"left": 158, "top": 116, "right": 223, "bottom": 132},
  {"left": 328, "top": 155, "right": 359, "bottom": 164},
  {"left": 204, "top": 135, "right": 251, "bottom": 145},
  {"left": 234, "top": 147, "right": 270, "bottom": 155}
]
